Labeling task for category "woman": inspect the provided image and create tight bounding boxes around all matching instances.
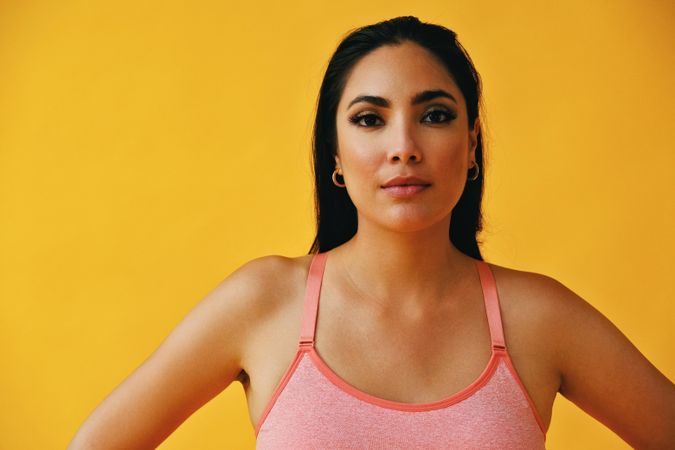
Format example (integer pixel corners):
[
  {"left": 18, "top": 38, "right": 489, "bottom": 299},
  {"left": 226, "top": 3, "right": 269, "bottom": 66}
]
[{"left": 69, "top": 16, "right": 675, "bottom": 449}]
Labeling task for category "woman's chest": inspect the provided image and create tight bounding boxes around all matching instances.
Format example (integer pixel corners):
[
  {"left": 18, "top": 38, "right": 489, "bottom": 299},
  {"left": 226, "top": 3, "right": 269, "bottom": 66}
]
[{"left": 241, "top": 266, "right": 559, "bottom": 435}]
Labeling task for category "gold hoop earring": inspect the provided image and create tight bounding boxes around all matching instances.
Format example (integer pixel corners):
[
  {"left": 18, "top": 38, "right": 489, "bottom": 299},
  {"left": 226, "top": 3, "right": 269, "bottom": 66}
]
[
  {"left": 468, "top": 161, "right": 480, "bottom": 181},
  {"left": 332, "top": 168, "right": 346, "bottom": 187}
]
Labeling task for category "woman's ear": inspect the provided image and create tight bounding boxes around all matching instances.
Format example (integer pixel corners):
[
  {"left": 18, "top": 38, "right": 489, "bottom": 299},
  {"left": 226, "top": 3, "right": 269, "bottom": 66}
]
[{"left": 334, "top": 154, "right": 342, "bottom": 171}]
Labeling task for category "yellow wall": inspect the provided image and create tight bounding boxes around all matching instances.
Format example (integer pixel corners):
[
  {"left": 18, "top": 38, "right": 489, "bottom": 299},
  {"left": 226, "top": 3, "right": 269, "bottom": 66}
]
[{"left": 1, "top": 1, "right": 673, "bottom": 448}]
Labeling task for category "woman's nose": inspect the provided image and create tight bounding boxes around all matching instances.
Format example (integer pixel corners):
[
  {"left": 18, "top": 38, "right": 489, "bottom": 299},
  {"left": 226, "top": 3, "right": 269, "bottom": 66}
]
[{"left": 387, "top": 121, "right": 422, "bottom": 163}]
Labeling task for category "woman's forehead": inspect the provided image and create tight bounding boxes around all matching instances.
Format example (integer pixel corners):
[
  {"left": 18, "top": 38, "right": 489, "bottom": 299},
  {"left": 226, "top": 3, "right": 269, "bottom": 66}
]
[{"left": 339, "top": 43, "right": 462, "bottom": 110}]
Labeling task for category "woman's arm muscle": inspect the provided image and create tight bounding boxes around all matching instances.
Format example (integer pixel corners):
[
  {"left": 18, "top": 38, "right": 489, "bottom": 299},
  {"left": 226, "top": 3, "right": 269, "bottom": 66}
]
[
  {"left": 546, "top": 276, "right": 675, "bottom": 449},
  {"left": 67, "top": 255, "right": 282, "bottom": 450}
]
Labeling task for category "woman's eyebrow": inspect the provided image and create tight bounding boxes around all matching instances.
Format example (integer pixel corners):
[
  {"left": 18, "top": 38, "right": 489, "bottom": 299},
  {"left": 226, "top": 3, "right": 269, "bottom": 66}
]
[{"left": 347, "top": 89, "right": 457, "bottom": 109}]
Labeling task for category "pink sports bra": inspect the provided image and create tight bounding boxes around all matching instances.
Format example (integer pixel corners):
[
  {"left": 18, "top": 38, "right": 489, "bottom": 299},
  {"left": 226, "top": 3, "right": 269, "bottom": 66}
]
[{"left": 255, "top": 250, "right": 547, "bottom": 449}]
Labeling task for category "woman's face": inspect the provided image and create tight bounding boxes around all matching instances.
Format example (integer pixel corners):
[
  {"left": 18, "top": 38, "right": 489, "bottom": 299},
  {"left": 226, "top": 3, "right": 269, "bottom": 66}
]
[{"left": 335, "top": 41, "right": 479, "bottom": 232}]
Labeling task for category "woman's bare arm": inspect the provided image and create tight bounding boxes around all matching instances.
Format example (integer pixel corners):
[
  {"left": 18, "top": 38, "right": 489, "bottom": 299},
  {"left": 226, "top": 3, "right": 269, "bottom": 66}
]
[
  {"left": 67, "top": 255, "right": 280, "bottom": 449},
  {"left": 544, "top": 276, "right": 675, "bottom": 449}
]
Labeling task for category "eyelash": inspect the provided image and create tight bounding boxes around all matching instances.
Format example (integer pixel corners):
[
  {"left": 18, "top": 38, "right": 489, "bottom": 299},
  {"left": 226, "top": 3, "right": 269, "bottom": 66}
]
[{"left": 348, "top": 108, "right": 457, "bottom": 128}]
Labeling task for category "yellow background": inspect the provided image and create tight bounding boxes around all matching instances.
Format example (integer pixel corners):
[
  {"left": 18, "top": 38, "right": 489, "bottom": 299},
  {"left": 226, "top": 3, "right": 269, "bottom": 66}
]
[{"left": 1, "top": 1, "right": 673, "bottom": 448}]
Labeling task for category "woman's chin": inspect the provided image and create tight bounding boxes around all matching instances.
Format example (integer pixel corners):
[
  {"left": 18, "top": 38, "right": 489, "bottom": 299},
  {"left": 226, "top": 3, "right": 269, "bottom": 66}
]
[{"left": 376, "top": 214, "right": 443, "bottom": 233}]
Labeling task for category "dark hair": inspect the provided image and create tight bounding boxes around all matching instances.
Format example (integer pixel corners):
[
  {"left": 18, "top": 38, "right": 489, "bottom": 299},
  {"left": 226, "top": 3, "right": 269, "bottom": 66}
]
[{"left": 307, "top": 15, "right": 487, "bottom": 260}]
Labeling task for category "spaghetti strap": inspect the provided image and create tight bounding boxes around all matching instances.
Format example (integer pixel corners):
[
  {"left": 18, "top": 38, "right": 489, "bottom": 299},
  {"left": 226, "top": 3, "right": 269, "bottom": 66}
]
[
  {"left": 474, "top": 259, "right": 507, "bottom": 351},
  {"left": 298, "top": 251, "right": 328, "bottom": 349}
]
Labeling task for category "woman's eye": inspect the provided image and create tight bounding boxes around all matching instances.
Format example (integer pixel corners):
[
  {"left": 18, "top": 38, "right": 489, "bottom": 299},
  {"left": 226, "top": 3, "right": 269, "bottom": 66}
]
[
  {"left": 349, "top": 113, "right": 382, "bottom": 127},
  {"left": 423, "top": 109, "right": 455, "bottom": 123}
]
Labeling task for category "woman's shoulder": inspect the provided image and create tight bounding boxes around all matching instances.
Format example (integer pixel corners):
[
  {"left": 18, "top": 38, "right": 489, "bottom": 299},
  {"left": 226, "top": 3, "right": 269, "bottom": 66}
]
[
  {"left": 231, "top": 253, "right": 315, "bottom": 384},
  {"left": 485, "top": 259, "right": 628, "bottom": 345},
  {"left": 483, "top": 260, "right": 573, "bottom": 315},
  {"left": 227, "top": 253, "right": 314, "bottom": 320},
  {"left": 483, "top": 261, "right": 589, "bottom": 346},
  {"left": 483, "top": 260, "right": 607, "bottom": 372},
  {"left": 250, "top": 252, "right": 314, "bottom": 286}
]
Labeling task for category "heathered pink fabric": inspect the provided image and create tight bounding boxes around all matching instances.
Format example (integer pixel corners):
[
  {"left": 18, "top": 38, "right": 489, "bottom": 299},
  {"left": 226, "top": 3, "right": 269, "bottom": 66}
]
[{"left": 255, "top": 251, "right": 547, "bottom": 449}]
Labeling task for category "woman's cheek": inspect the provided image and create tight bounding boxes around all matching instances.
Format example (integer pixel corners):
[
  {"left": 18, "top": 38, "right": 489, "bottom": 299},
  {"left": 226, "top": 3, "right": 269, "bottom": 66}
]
[{"left": 344, "top": 153, "right": 380, "bottom": 205}]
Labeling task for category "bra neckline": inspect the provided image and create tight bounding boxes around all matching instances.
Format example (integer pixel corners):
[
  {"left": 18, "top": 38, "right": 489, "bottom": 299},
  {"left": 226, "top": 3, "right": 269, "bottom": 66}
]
[{"left": 305, "top": 343, "right": 505, "bottom": 412}]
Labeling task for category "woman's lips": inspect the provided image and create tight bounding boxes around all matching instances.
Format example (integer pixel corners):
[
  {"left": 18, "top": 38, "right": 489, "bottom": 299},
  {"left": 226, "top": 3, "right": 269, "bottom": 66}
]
[{"left": 381, "top": 184, "right": 430, "bottom": 198}]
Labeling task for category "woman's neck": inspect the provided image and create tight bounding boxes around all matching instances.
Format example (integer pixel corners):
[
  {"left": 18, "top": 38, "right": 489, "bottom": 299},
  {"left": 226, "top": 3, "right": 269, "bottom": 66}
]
[{"left": 329, "top": 221, "right": 474, "bottom": 316}]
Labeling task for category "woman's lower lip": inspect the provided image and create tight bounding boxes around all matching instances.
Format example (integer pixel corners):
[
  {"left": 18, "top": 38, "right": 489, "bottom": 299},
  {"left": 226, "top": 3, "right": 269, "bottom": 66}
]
[{"left": 381, "top": 184, "right": 430, "bottom": 198}]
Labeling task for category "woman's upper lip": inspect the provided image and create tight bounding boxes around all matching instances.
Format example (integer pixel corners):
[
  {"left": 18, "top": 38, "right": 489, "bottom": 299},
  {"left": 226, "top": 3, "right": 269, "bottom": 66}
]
[{"left": 381, "top": 175, "right": 431, "bottom": 187}]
